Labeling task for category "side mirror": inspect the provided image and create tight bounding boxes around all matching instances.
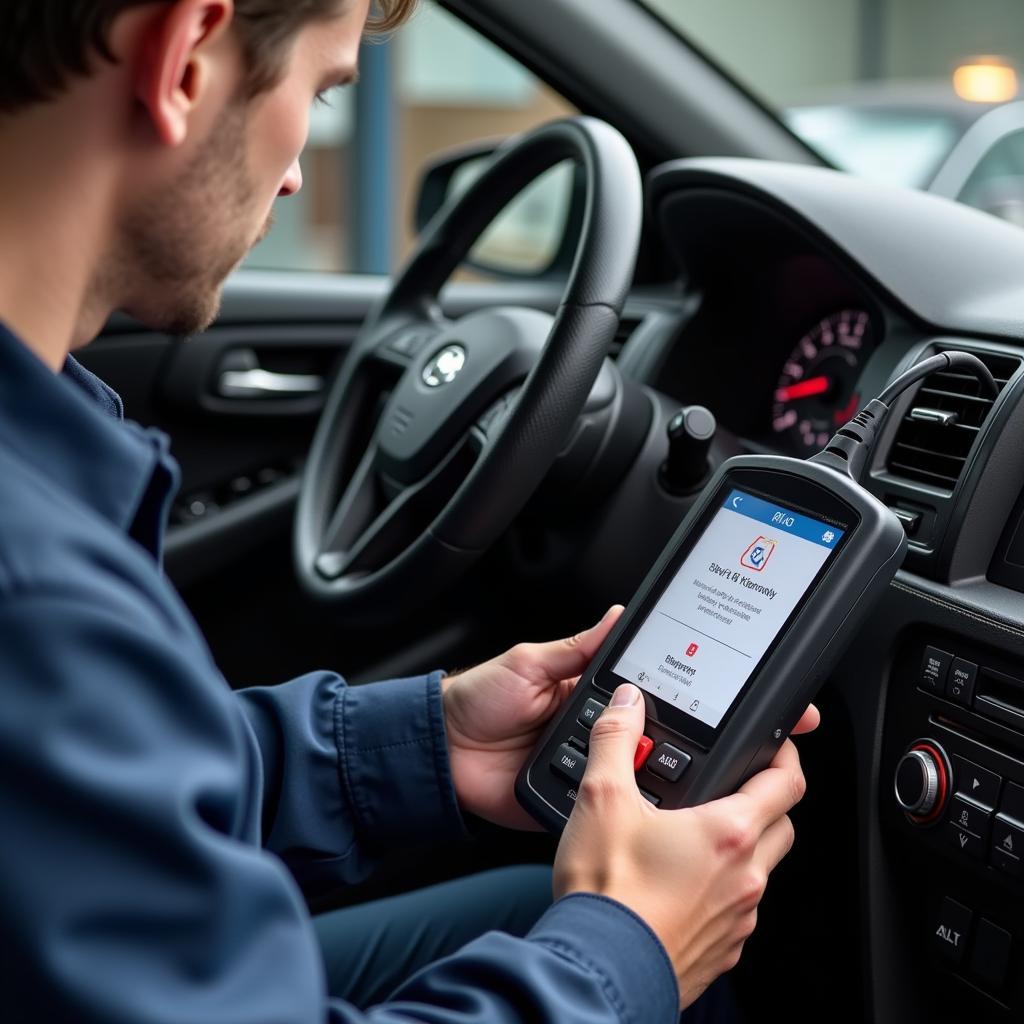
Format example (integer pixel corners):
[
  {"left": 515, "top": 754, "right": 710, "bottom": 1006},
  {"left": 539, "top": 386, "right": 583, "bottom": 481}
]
[{"left": 412, "top": 139, "right": 585, "bottom": 279}]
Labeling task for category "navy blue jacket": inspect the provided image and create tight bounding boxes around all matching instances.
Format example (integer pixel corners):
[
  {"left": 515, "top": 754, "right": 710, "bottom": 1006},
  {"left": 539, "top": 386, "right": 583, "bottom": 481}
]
[{"left": 0, "top": 324, "right": 678, "bottom": 1023}]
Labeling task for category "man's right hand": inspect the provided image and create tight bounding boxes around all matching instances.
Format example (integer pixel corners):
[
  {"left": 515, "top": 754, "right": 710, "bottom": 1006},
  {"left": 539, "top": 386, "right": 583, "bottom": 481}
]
[{"left": 553, "top": 683, "right": 819, "bottom": 1010}]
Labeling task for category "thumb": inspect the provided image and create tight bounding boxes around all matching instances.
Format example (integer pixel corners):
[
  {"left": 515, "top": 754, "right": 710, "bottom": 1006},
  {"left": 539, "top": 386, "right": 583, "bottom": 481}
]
[{"left": 584, "top": 683, "right": 646, "bottom": 787}]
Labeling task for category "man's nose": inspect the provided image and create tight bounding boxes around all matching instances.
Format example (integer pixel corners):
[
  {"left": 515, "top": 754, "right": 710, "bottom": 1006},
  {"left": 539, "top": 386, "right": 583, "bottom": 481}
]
[{"left": 279, "top": 159, "right": 303, "bottom": 197}]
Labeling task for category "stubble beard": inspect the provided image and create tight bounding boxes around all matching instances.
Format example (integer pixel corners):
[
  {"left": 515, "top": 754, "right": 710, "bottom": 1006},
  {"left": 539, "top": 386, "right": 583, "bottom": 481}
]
[{"left": 114, "top": 100, "right": 269, "bottom": 337}]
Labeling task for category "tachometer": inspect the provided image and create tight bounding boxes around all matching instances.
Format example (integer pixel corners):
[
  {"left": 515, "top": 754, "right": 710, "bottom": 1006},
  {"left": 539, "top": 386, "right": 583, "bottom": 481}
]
[{"left": 772, "top": 309, "right": 872, "bottom": 456}]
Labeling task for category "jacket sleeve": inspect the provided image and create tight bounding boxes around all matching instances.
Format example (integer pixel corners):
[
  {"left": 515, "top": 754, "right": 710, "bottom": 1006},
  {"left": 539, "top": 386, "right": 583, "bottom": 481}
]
[
  {"left": 1, "top": 586, "right": 679, "bottom": 1024},
  {"left": 0, "top": 585, "right": 679, "bottom": 1024},
  {"left": 235, "top": 669, "right": 467, "bottom": 893}
]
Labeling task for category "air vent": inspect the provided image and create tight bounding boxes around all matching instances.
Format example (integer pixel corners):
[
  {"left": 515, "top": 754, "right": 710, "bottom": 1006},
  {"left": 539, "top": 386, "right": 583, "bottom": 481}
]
[
  {"left": 887, "top": 350, "right": 1020, "bottom": 490},
  {"left": 609, "top": 316, "right": 644, "bottom": 360}
]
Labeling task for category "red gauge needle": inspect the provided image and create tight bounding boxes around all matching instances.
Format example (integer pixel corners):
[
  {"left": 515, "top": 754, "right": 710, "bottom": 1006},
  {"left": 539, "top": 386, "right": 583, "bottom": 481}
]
[{"left": 775, "top": 375, "right": 830, "bottom": 402}]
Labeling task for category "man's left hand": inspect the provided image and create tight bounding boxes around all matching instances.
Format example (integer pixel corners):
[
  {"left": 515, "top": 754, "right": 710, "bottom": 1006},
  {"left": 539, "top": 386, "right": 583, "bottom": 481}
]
[{"left": 442, "top": 606, "right": 623, "bottom": 830}]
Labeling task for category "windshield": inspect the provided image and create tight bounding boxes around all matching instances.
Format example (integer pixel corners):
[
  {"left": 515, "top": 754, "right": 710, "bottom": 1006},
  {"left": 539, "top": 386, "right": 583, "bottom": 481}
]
[
  {"left": 783, "top": 107, "right": 960, "bottom": 188},
  {"left": 639, "top": 1, "right": 1024, "bottom": 200}
]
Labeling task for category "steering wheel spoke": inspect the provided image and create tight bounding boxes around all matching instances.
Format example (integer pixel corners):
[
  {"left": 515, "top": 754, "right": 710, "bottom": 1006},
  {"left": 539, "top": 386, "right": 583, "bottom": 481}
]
[{"left": 316, "top": 433, "right": 482, "bottom": 581}]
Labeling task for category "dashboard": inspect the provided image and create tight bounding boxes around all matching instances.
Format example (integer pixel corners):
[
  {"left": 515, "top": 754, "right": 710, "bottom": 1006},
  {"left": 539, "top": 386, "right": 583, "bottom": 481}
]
[
  {"left": 649, "top": 247, "right": 881, "bottom": 458},
  {"left": 606, "top": 157, "right": 1024, "bottom": 1023}
]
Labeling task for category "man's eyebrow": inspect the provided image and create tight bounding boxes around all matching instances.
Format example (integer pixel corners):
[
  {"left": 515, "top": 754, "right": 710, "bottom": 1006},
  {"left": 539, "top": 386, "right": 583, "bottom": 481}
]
[{"left": 325, "top": 65, "right": 360, "bottom": 88}]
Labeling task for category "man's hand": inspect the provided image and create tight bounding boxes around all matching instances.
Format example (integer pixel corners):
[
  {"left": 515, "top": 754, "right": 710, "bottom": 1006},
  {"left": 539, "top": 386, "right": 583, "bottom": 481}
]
[
  {"left": 554, "top": 683, "right": 819, "bottom": 1009},
  {"left": 442, "top": 606, "right": 624, "bottom": 830}
]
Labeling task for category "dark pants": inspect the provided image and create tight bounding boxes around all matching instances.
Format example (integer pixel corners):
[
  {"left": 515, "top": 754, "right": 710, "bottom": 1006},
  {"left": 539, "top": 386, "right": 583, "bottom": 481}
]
[{"left": 313, "top": 864, "right": 741, "bottom": 1020}]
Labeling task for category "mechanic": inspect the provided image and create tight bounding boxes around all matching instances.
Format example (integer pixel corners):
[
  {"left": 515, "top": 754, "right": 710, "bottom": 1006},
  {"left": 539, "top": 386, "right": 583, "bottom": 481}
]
[{"left": 0, "top": 2, "right": 818, "bottom": 1021}]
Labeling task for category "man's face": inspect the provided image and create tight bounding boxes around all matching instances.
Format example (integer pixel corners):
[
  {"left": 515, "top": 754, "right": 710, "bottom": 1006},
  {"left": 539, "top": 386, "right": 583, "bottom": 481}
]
[{"left": 115, "top": 1, "right": 369, "bottom": 336}]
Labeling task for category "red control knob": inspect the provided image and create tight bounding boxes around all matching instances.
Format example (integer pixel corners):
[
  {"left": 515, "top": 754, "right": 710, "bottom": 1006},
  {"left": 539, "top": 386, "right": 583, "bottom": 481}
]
[{"left": 895, "top": 741, "right": 949, "bottom": 825}]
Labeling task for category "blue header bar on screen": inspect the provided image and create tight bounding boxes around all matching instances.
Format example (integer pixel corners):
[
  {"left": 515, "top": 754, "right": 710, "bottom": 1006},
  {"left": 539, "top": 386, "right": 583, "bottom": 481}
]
[{"left": 722, "top": 489, "right": 845, "bottom": 548}]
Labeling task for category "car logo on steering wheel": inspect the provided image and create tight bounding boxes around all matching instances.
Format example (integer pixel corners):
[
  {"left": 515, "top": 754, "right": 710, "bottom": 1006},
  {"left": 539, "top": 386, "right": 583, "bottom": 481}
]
[{"left": 422, "top": 344, "right": 467, "bottom": 387}]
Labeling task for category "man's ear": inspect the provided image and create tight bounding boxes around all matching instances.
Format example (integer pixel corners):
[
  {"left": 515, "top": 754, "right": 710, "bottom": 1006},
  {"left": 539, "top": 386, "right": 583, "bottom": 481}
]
[{"left": 133, "top": 0, "right": 236, "bottom": 147}]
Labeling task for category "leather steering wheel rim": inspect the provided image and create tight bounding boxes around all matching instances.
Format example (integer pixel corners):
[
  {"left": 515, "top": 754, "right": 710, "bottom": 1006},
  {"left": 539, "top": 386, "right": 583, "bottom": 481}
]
[{"left": 294, "top": 116, "right": 642, "bottom": 620}]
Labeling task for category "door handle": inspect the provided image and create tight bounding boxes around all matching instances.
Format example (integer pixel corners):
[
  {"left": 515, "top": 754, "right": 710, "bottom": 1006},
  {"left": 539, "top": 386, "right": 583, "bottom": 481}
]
[{"left": 217, "top": 349, "right": 324, "bottom": 399}]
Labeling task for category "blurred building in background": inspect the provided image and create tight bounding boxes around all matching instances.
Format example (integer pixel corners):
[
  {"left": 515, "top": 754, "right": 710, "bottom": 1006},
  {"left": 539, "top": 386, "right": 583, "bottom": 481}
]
[{"left": 247, "top": 0, "right": 1024, "bottom": 276}]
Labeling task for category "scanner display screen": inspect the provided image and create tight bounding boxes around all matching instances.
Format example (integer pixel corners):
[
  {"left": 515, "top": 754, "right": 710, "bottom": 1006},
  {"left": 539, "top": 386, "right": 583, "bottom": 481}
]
[{"left": 613, "top": 489, "right": 845, "bottom": 729}]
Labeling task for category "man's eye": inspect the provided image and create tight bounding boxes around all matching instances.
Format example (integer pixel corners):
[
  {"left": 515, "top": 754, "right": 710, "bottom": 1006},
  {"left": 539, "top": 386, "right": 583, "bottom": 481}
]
[{"left": 313, "top": 89, "right": 334, "bottom": 108}]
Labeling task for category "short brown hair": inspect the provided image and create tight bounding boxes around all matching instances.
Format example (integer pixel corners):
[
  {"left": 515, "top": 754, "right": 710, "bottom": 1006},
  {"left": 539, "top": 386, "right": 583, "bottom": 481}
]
[{"left": 0, "top": 0, "right": 417, "bottom": 113}]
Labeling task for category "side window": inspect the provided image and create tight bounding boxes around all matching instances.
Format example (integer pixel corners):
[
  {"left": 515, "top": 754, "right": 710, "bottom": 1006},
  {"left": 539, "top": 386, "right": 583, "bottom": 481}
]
[
  {"left": 958, "top": 130, "right": 1024, "bottom": 228},
  {"left": 245, "top": 1, "right": 575, "bottom": 275}
]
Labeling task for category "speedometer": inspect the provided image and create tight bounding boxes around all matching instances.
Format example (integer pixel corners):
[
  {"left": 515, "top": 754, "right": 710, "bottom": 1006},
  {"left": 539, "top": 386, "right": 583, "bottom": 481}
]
[{"left": 772, "top": 309, "right": 872, "bottom": 456}]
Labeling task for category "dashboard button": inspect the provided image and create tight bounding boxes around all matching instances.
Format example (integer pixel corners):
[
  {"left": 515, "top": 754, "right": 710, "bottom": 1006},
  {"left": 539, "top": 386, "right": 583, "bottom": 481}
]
[
  {"left": 551, "top": 744, "right": 586, "bottom": 786},
  {"left": 970, "top": 919, "right": 1012, "bottom": 991},
  {"left": 948, "top": 795, "right": 992, "bottom": 840},
  {"left": 950, "top": 755, "right": 1000, "bottom": 808},
  {"left": 647, "top": 742, "right": 691, "bottom": 782},
  {"left": 949, "top": 824, "right": 986, "bottom": 859},
  {"left": 640, "top": 789, "right": 661, "bottom": 807},
  {"left": 947, "top": 658, "right": 977, "bottom": 707},
  {"left": 991, "top": 814, "right": 1024, "bottom": 866},
  {"left": 920, "top": 646, "right": 952, "bottom": 694},
  {"left": 932, "top": 898, "right": 972, "bottom": 964},
  {"left": 1001, "top": 780, "right": 1024, "bottom": 822},
  {"left": 577, "top": 698, "right": 606, "bottom": 730}
]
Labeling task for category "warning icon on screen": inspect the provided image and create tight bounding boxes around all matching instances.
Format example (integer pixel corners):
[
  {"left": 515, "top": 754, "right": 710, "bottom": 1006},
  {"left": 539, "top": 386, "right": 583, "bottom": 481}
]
[{"left": 740, "top": 536, "right": 777, "bottom": 572}]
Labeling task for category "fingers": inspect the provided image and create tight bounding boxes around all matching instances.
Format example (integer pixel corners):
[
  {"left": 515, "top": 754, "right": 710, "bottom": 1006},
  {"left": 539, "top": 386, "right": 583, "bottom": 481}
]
[
  {"left": 753, "top": 813, "right": 796, "bottom": 874},
  {"left": 514, "top": 605, "right": 624, "bottom": 683},
  {"left": 579, "top": 683, "right": 645, "bottom": 797},
  {"left": 719, "top": 739, "right": 806, "bottom": 832},
  {"left": 790, "top": 703, "right": 821, "bottom": 736}
]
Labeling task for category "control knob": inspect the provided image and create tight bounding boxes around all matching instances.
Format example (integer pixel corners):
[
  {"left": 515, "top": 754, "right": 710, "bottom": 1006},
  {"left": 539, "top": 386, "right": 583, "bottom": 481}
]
[
  {"left": 895, "top": 741, "right": 949, "bottom": 824},
  {"left": 660, "top": 405, "right": 716, "bottom": 494}
]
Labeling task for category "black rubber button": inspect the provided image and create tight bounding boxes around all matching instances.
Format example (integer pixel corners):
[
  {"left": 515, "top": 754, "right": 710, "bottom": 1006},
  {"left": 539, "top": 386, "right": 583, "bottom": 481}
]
[
  {"left": 947, "top": 658, "right": 977, "bottom": 706},
  {"left": 951, "top": 755, "right": 1000, "bottom": 808},
  {"left": 551, "top": 744, "right": 586, "bottom": 786},
  {"left": 920, "top": 646, "right": 952, "bottom": 693},
  {"left": 970, "top": 918, "right": 1012, "bottom": 990},
  {"left": 577, "top": 698, "right": 606, "bottom": 730},
  {"left": 647, "top": 743, "right": 691, "bottom": 783},
  {"left": 932, "top": 898, "right": 972, "bottom": 964}
]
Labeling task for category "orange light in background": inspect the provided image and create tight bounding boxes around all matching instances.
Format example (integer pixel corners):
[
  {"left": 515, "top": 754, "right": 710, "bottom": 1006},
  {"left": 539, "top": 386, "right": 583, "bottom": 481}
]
[{"left": 953, "top": 57, "right": 1018, "bottom": 103}]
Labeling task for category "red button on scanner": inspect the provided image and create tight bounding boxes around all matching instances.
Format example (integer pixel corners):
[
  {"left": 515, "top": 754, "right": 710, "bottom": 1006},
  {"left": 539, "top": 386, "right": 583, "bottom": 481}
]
[{"left": 634, "top": 737, "right": 654, "bottom": 772}]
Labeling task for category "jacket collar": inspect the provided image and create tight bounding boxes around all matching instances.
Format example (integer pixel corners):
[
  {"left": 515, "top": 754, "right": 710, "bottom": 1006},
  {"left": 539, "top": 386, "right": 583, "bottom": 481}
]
[{"left": 0, "top": 323, "right": 178, "bottom": 556}]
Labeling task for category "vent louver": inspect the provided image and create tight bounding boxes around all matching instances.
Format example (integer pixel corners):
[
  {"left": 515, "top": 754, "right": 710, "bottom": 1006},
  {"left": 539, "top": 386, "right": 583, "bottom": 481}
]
[{"left": 887, "top": 350, "right": 1020, "bottom": 490}]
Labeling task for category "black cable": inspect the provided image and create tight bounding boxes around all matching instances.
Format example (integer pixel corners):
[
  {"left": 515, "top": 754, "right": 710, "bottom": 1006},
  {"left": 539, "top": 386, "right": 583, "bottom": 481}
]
[
  {"left": 810, "top": 350, "right": 1000, "bottom": 480},
  {"left": 876, "top": 351, "right": 997, "bottom": 406}
]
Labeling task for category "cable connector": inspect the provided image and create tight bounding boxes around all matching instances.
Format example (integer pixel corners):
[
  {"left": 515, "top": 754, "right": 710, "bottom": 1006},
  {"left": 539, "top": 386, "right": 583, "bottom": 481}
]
[{"left": 810, "top": 351, "right": 998, "bottom": 479}]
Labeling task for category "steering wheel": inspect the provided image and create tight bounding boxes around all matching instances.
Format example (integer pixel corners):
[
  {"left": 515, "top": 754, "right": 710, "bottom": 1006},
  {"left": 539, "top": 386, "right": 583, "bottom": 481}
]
[{"left": 294, "top": 117, "right": 642, "bottom": 619}]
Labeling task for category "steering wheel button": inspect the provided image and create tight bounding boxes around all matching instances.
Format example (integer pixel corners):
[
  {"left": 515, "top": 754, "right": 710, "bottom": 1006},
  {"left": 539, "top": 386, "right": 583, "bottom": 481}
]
[
  {"left": 577, "top": 698, "right": 606, "bottom": 730},
  {"left": 551, "top": 744, "right": 587, "bottom": 786},
  {"left": 647, "top": 742, "right": 691, "bottom": 782},
  {"left": 946, "top": 658, "right": 977, "bottom": 707},
  {"left": 633, "top": 736, "right": 655, "bottom": 773},
  {"left": 920, "top": 646, "right": 952, "bottom": 694}
]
